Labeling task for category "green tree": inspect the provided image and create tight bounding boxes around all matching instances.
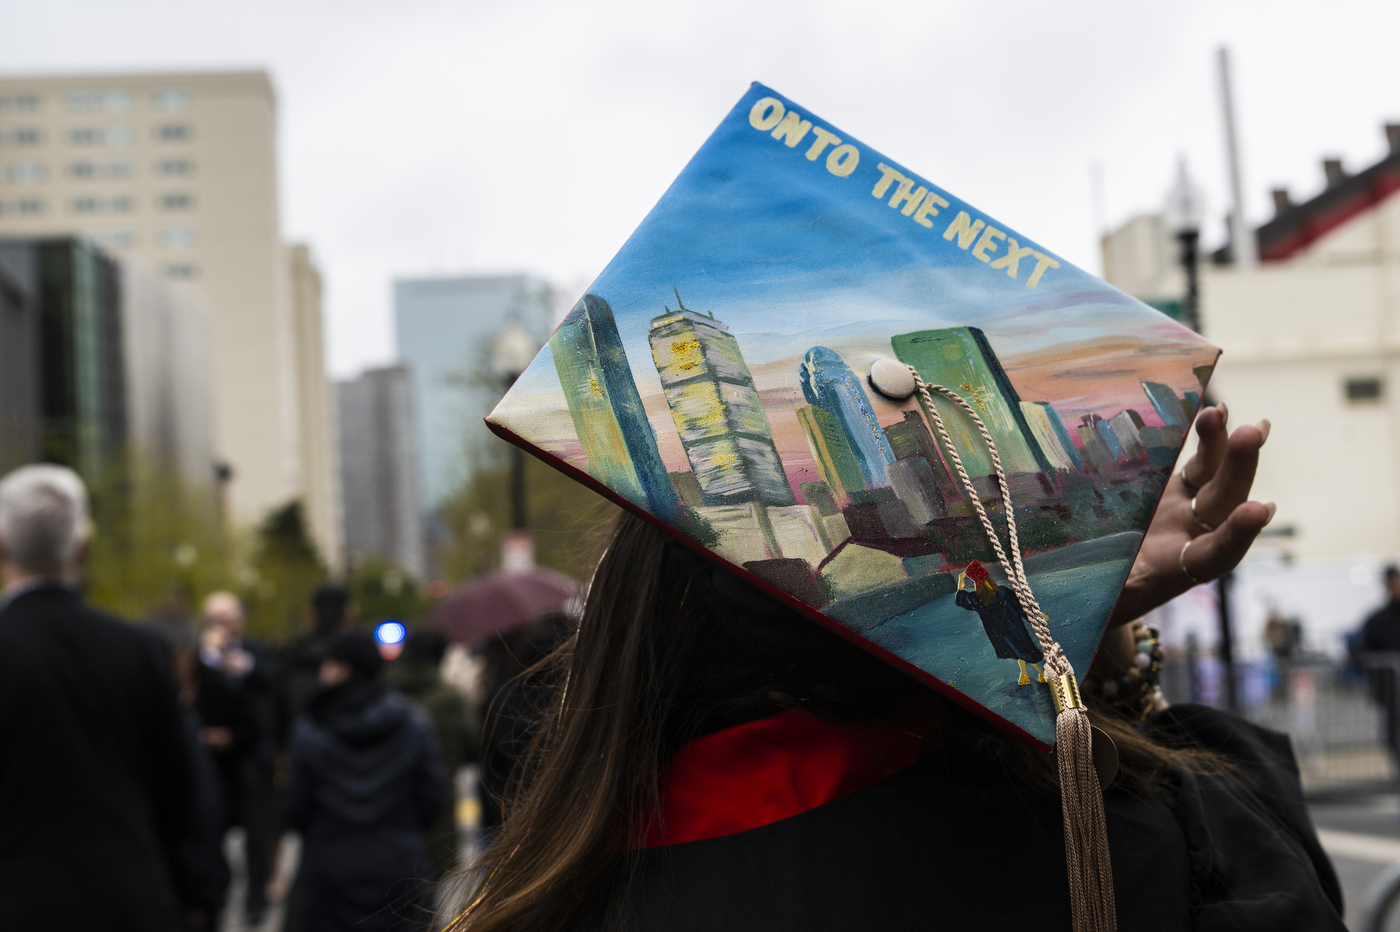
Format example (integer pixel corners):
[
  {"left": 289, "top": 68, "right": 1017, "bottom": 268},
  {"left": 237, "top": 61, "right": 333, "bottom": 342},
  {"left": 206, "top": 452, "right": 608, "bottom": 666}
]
[
  {"left": 351, "top": 555, "right": 431, "bottom": 627},
  {"left": 436, "top": 457, "right": 617, "bottom": 584},
  {"left": 85, "top": 454, "right": 232, "bottom": 621},
  {"left": 241, "top": 500, "right": 327, "bottom": 642}
]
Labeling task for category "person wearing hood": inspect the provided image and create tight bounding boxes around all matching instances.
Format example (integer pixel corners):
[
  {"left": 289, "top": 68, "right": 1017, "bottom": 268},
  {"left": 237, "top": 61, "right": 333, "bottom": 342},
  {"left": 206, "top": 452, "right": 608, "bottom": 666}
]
[{"left": 285, "top": 629, "right": 446, "bottom": 931}]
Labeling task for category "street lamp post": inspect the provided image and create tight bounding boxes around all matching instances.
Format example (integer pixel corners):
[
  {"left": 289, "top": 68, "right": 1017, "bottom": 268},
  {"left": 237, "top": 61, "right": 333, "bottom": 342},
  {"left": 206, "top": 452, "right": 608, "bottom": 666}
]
[
  {"left": 1163, "top": 159, "right": 1237, "bottom": 710},
  {"left": 491, "top": 322, "right": 539, "bottom": 532}
]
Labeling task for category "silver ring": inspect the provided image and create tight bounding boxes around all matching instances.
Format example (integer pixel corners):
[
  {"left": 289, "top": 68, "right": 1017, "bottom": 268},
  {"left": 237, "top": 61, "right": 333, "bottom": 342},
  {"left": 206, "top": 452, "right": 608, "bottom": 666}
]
[
  {"left": 1180, "top": 539, "right": 1204, "bottom": 585},
  {"left": 1190, "top": 496, "right": 1217, "bottom": 532},
  {"left": 1179, "top": 467, "right": 1201, "bottom": 496}
]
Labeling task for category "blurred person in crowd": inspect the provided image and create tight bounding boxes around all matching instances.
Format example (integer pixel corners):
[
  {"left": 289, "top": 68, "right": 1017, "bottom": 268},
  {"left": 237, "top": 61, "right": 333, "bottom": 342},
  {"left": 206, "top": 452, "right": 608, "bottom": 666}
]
[
  {"left": 0, "top": 464, "right": 194, "bottom": 931},
  {"left": 285, "top": 630, "right": 446, "bottom": 931},
  {"left": 203, "top": 590, "right": 279, "bottom": 925},
  {"left": 387, "top": 627, "right": 480, "bottom": 878},
  {"left": 1360, "top": 566, "right": 1400, "bottom": 755},
  {"left": 277, "top": 585, "right": 355, "bottom": 748},
  {"left": 1263, "top": 604, "right": 1304, "bottom": 702},
  {"left": 152, "top": 615, "right": 234, "bottom": 932},
  {"left": 477, "top": 610, "right": 572, "bottom": 838}
]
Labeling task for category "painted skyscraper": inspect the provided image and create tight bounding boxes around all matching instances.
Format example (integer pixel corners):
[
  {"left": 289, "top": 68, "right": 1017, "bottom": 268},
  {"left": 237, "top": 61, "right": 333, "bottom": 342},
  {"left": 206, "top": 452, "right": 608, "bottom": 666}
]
[
  {"left": 1141, "top": 381, "right": 1189, "bottom": 431},
  {"left": 649, "top": 294, "right": 794, "bottom": 507},
  {"left": 551, "top": 294, "right": 678, "bottom": 519},
  {"left": 1020, "top": 401, "right": 1082, "bottom": 471},
  {"left": 891, "top": 327, "right": 1054, "bottom": 478},
  {"left": 796, "top": 403, "right": 866, "bottom": 505},
  {"left": 799, "top": 346, "right": 895, "bottom": 488}
]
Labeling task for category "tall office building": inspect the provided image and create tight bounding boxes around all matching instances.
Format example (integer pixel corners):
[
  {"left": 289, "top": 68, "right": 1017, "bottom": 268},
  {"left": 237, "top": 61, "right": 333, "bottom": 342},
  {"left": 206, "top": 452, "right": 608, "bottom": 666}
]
[
  {"left": 394, "top": 274, "right": 554, "bottom": 509},
  {"left": 799, "top": 346, "right": 895, "bottom": 488},
  {"left": 553, "top": 294, "right": 677, "bottom": 518},
  {"left": 892, "top": 327, "right": 1053, "bottom": 478},
  {"left": 0, "top": 72, "right": 341, "bottom": 567},
  {"left": 1141, "top": 381, "right": 1189, "bottom": 431},
  {"left": 883, "top": 410, "right": 963, "bottom": 504},
  {"left": 1019, "top": 400, "right": 1081, "bottom": 471},
  {"left": 796, "top": 403, "right": 865, "bottom": 505},
  {"left": 649, "top": 296, "right": 793, "bottom": 508},
  {"left": 337, "top": 366, "right": 425, "bottom": 579},
  {"left": 0, "top": 236, "right": 216, "bottom": 493}
]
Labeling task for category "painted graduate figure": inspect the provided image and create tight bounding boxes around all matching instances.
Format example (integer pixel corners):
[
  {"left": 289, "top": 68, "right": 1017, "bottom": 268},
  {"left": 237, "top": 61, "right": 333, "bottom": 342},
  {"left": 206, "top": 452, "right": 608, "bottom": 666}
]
[
  {"left": 955, "top": 560, "right": 1046, "bottom": 686},
  {"left": 437, "top": 406, "right": 1345, "bottom": 932}
]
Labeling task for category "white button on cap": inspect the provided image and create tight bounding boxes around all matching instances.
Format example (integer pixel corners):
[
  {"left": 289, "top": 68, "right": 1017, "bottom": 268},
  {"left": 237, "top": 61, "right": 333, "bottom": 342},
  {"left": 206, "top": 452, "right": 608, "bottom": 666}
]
[{"left": 869, "top": 357, "right": 916, "bottom": 400}]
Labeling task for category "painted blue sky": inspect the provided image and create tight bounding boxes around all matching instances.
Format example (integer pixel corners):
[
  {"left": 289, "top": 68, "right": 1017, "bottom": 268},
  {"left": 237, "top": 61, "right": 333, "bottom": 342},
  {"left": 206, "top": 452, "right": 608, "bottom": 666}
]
[{"left": 508, "top": 83, "right": 1213, "bottom": 418}]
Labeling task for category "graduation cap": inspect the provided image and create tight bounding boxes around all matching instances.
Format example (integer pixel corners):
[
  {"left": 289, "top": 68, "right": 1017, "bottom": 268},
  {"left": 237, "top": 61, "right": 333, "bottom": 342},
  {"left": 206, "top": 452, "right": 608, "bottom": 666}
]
[{"left": 487, "top": 83, "right": 1218, "bottom": 930}]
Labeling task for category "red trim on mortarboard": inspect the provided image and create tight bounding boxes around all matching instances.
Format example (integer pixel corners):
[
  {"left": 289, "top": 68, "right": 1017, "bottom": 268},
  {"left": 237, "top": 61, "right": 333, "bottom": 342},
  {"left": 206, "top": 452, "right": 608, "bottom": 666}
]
[
  {"left": 632, "top": 697, "right": 947, "bottom": 849},
  {"left": 964, "top": 561, "right": 990, "bottom": 584}
]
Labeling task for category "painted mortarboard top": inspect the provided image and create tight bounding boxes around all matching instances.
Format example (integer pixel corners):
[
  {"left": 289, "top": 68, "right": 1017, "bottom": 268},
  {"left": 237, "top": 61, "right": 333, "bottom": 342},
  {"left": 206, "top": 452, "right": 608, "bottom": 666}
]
[{"left": 487, "top": 82, "right": 1218, "bottom": 749}]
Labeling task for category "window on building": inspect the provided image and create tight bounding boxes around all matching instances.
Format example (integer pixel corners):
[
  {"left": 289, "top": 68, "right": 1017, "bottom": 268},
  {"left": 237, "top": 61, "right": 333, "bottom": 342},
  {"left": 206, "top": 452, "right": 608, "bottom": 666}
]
[
  {"left": 158, "top": 227, "right": 198, "bottom": 248},
  {"left": 0, "top": 94, "right": 41, "bottom": 114},
  {"left": 68, "top": 161, "right": 132, "bottom": 180},
  {"left": 103, "top": 91, "right": 131, "bottom": 112},
  {"left": 109, "top": 196, "right": 132, "bottom": 213},
  {"left": 67, "top": 91, "right": 103, "bottom": 112},
  {"left": 155, "top": 124, "right": 193, "bottom": 142},
  {"left": 106, "top": 125, "right": 132, "bottom": 146},
  {"left": 71, "top": 197, "right": 99, "bottom": 213},
  {"left": 92, "top": 231, "right": 136, "bottom": 249},
  {"left": 164, "top": 263, "right": 199, "bottom": 279},
  {"left": 68, "top": 127, "right": 100, "bottom": 145},
  {"left": 0, "top": 128, "right": 42, "bottom": 147},
  {"left": 0, "top": 198, "right": 45, "bottom": 215},
  {"left": 0, "top": 162, "right": 45, "bottom": 184},
  {"left": 1346, "top": 377, "right": 1384, "bottom": 403},
  {"left": 156, "top": 159, "right": 194, "bottom": 176},
  {"left": 152, "top": 89, "right": 190, "bottom": 112},
  {"left": 158, "top": 192, "right": 194, "bottom": 210}
]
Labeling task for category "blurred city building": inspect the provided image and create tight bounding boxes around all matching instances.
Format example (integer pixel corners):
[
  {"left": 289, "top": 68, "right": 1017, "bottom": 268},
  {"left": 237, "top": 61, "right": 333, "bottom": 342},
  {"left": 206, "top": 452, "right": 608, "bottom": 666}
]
[
  {"left": 1102, "top": 122, "right": 1400, "bottom": 564},
  {"left": 336, "top": 365, "right": 426, "bottom": 579},
  {"left": 393, "top": 274, "right": 553, "bottom": 511},
  {"left": 1106, "top": 122, "right": 1400, "bottom": 661},
  {"left": 0, "top": 236, "right": 215, "bottom": 491},
  {"left": 0, "top": 72, "right": 342, "bottom": 567}
]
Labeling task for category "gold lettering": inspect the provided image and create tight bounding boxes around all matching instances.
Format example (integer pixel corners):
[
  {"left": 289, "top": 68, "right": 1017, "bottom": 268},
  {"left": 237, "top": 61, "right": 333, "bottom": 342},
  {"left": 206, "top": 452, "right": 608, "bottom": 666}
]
[
  {"left": 890, "top": 181, "right": 928, "bottom": 215},
  {"left": 749, "top": 97, "right": 785, "bottom": 131},
  {"left": 872, "top": 163, "right": 906, "bottom": 199},
  {"left": 826, "top": 144, "right": 859, "bottom": 177},
  {"left": 911, "top": 190, "right": 949, "bottom": 228},
  {"left": 971, "top": 226, "right": 1006, "bottom": 263},
  {"left": 805, "top": 127, "right": 841, "bottom": 161},
  {"left": 771, "top": 110, "right": 813, "bottom": 148},
  {"left": 943, "top": 211, "right": 986, "bottom": 249},
  {"left": 1027, "top": 251, "right": 1060, "bottom": 288},
  {"left": 990, "top": 237, "right": 1035, "bottom": 278}
]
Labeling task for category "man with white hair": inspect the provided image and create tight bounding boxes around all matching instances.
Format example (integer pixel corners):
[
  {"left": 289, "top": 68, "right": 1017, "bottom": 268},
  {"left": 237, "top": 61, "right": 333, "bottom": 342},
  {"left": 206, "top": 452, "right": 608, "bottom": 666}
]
[{"left": 0, "top": 464, "right": 194, "bottom": 931}]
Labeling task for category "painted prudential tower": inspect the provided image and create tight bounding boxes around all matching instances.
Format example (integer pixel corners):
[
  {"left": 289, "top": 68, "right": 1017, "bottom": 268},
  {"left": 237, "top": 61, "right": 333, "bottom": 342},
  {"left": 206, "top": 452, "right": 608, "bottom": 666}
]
[
  {"left": 649, "top": 292, "right": 794, "bottom": 507},
  {"left": 550, "top": 294, "right": 678, "bottom": 520}
]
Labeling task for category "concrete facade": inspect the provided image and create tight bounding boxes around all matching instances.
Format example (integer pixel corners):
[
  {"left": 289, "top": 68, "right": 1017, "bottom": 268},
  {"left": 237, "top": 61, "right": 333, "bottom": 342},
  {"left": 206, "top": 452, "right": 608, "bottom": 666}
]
[
  {"left": 0, "top": 71, "right": 341, "bottom": 567},
  {"left": 337, "top": 365, "right": 424, "bottom": 579}
]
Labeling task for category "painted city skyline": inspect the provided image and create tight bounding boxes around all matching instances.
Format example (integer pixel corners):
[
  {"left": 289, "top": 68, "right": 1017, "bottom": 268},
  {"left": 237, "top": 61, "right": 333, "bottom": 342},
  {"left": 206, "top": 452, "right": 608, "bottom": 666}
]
[{"left": 487, "top": 83, "right": 1219, "bottom": 747}]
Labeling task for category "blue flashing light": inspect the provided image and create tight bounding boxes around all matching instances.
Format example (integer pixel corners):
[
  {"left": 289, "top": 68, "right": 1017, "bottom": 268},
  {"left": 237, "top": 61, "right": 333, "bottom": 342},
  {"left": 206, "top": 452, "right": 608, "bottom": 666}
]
[{"left": 375, "top": 621, "right": 407, "bottom": 645}]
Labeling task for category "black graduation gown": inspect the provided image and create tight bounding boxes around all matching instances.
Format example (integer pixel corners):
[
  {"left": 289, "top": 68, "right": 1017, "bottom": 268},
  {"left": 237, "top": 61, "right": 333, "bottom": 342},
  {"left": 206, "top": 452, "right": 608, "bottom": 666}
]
[
  {"left": 956, "top": 586, "right": 1045, "bottom": 663},
  {"left": 597, "top": 705, "right": 1344, "bottom": 932},
  {"left": 0, "top": 585, "right": 194, "bottom": 931}
]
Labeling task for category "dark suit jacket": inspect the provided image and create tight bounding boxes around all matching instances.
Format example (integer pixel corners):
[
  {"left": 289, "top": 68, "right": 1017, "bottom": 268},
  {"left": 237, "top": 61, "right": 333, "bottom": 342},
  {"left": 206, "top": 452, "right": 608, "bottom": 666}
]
[{"left": 0, "top": 584, "right": 194, "bottom": 931}]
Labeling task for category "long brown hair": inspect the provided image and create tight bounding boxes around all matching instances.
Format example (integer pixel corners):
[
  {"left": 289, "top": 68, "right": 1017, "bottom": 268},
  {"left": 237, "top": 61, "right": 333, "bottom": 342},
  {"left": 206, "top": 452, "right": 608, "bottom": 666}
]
[{"left": 439, "top": 511, "right": 1228, "bottom": 931}]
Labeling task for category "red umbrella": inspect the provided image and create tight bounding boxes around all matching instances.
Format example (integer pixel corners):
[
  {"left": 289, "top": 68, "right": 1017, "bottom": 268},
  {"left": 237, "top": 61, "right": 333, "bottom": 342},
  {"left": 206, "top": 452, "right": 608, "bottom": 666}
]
[{"left": 433, "top": 567, "right": 580, "bottom": 646}]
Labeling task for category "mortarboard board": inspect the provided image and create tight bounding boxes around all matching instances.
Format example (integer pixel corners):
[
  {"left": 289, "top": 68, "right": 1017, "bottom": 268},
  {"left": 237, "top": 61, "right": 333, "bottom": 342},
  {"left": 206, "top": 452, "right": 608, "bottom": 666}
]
[{"left": 487, "top": 82, "right": 1218, "bottom": 930}]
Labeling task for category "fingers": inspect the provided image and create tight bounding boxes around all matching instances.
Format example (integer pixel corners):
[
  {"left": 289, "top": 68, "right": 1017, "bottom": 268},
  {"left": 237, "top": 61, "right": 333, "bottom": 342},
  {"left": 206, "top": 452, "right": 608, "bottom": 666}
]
[
  {"left": 1195, "top": 420, "right": 1268, "bottom": 527},
  {"left": 1182, "top": 500, "right": 1276, "bottom": 583},
  {"left": 1177, "top": 404, "right": 1229, "bottom": 494}
]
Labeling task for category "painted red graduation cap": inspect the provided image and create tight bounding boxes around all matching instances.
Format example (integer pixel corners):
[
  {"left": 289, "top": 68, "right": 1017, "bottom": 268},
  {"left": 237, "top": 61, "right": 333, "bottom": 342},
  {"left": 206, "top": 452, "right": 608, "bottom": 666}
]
[{"left": 486, "top": 82, "right": 1218, "bottom": 750}]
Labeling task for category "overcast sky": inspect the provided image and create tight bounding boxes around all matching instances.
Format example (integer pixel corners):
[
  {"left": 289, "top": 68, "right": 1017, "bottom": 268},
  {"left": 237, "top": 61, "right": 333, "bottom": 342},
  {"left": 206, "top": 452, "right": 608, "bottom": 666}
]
[{"left": 6, "top": 0, "right": 1398, "bottom": 377}]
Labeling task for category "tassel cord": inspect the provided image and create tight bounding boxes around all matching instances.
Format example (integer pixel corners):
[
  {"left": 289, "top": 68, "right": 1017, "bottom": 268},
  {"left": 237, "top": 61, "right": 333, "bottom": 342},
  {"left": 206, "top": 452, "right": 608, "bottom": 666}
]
[{"left": 907, "top": 366, "right": 1116, "bottom": 932}]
